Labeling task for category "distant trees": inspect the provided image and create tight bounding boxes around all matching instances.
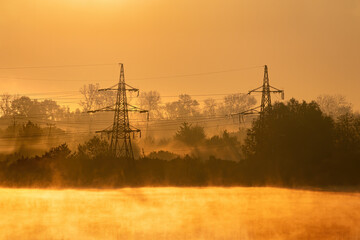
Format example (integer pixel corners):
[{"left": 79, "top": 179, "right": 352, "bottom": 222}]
[
  {"left": 77, "top": 136, "right": 110, "bottom": 159},
  {"left": 79, "top": 89, "right": 259, "bottom": 119},
  {"left": 204, "top": 130, "right": 242, "bottom": 161},
  {"left": 11, "top": 96, "right": 37, "bottom": 117},
  {"left": 242, "top": 99, "right": 334, "bottom": 185},
  {"left": 79, "top": 83, "right": 116, "bottom": 112},
  {"left": 201, "top": 93, "right": 257, "bottom": 117},
  {"left": 2, "top": 87, "right": 360, "bottom": 188},
  {"left": 79, "top": 84, "right": 100, "bottom": 112},
  {"left": 41, "top": 99, "right": 62, "bottom": 120},
  {"left": 0, "top": 141, "right": 241, "bottom": 187},
  {"left": 174, "top": 122, "right": 205, "bottom": 145},
  {"left": 0, "top": 93, "right": 13, "bottom": 116},
  {"left": 217, "top": 93, "right": 257, "bottom": 116},
  {"left": 316, "top": 94, "right": 352, "bottom": 119},
  {"left": 334, "top": 113, "right": 360, "bottom": 152},
  {"left": 147, "top": 150, "right": 179, "bottom": 161},
  {"left": 240, "top": 98, "right": 360, "bottom": 186},
  {"left": 139, "top": 91, "right": 162, "bottom": 119},
  {"left": 6, "top": 91, "right": 353, "bottom": 125},
  {"left": 165, "top": 94, "right": 200, "bottom": 119},
  {"left": 331, "top": 113, "right": 360, "bottom": 184},
  {"left": 1, "top": 97, "right": 360, "bottom": 188},
  {"left": 18, "top": 121, "right": 44, "bottom": 142},
  {"left": 203, "top": 98, "right": 217, "bottom": 116},
  {"left": 0, "top": 96, "right": 69, "bottom": 120}
]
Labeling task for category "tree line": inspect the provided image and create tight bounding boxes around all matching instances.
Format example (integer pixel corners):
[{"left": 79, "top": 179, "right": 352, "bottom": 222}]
[
  {"left": 78, "top": 84, "right": 258, "bottom": 119},
  {"left": 0, "top": 96, "right": 359, "bottom": 188},
  {"left": 0, "top": 86, "right": 257, "bottom": 123},
  {"left": 2, "top": 84, "right": 350, "bottom": 122}
]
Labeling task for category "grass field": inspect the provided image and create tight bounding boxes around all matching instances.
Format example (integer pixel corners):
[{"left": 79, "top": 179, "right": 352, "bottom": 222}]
[{"left": 0, "top": 187, "right": 359, "bottom": 240}]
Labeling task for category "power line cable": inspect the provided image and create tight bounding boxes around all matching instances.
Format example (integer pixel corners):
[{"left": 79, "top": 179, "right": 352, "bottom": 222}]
[
  {"left": 129, "top": 65, "right": 264, "bottom": 80},
  {"left": 0, "top": 63, "right": 117, "bottom": 70},
  {"left": 0, "top": 65, "right": 263, "bottom": 81}
]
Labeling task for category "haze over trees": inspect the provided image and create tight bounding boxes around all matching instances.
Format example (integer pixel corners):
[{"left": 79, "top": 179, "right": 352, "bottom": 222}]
[
  {"left": 174, "top": 122, "right": 206, "bottom": 146},
  {"left": 203, "top": 98, "right": 217, "bottom": 116},
  {"left": 316, "top": 94, "right": 352, "bottom": 119},
  {"left": 164, "top": 94, "right": 200, "bottom": 119},
  {"left": 217, "top": 93, "right": 257, "bottom": 116},
  {"left": 0, "top": 88, "right": 258, "bottom": 156},
  {"left": 0, "top": 92, "right": 359, "bottom": 188},
  {"left": 0, "top": 87, "right": 359, "bottom": 188},
  {"left": 139, "top": 90, "right": 162, "bottom": 119},
  {"left": 0, "top": 95, "right": 71, "bottom": 120},
  {"left": 76, "top": 86, "right": 258, "bottom": 120},
  {"left": 0, "top": 88, "right": 258, "bottom": 126},
  {"left": 79, "top": 83, "right": 116, "bottom": 112}
]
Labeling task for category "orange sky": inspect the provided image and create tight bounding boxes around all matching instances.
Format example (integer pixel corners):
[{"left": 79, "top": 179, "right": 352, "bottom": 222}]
[{"left": 0, "top": 0, "right": 359, "bottom": 110}]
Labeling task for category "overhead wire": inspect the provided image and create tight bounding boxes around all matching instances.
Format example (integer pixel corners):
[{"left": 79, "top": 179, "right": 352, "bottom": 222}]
[
  {"left": 0, "top": 64, "right": 263, "bottom": 82},
  {"left": 0, "top": 63, "right": 117, "bottom": 70},
  {"left": 0, "top": 119, "right": 251, "bottom": 141},
  {"left": 0, "top": 63, "right": 263, "bottom": 109},
  {"left": 0, "top": 63, "right": 262, "bottom": 144},
  {"left": 128, "top": 65, "right": 264, "bottom": 81}
]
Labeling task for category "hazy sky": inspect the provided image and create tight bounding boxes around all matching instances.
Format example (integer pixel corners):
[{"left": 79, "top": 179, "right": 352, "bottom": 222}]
[{"left": 0, "top": 0, "right": 359, "bottom": 110}]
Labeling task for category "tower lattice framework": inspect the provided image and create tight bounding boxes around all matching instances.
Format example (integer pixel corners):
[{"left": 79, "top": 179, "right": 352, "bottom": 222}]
[
  {"left": 230, "top": 65, "right": 284, "bottom": 120},
  {"left": 260, "top": 65, "right": 271, "bottom": 113},
  {"left": 89, "top": 63, "right": 148, "bottom": 160},
  {"left": 110, "top": 64, "right": 134, "bottom": 159}
]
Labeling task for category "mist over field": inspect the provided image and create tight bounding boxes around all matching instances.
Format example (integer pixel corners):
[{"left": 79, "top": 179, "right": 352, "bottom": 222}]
[
  {"left": 1, "top": 0, "right": 360, "bottom": 239},
  {"left": 1, "top": 187, "right": 359, "bottom": 240},
  {"left": 0, "top": 70, "right": 359, "bottom": 239}
]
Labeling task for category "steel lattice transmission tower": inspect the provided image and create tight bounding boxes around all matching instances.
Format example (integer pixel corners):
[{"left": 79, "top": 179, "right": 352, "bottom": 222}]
[
  {"left": 231, "top": 65, "right": 284, "bottom": 120},
  {"left": 260, "top": 65, "right": 271, "bottom": 112},
  {"left": 248, "top": 65, "right": 284, "bottom": 114},
  {"left": 88, "top": 63, "right": 148, "bottom": 160}
]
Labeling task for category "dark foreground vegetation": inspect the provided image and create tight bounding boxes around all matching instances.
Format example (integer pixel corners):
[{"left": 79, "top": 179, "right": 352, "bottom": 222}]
[{"left": 0, "top": 98, "right": 359, "bottom": 188}]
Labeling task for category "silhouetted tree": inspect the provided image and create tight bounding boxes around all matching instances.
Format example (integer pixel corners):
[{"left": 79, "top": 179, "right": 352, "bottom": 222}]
[
  {"left": 41, "top": 99, "right": 61, "bottom": 120},
  {"left": 0, "top": 94, "right": 69, "bottom": 121},
  {"left": 77, "top": 136, "right": 110, "bottom": 159},
  {"left": 79, "top": 84, "right": 100, "bottom": 111},
  {"left": 147, "top": 150, "right": 179, "bottom": 161},
  {"left": 11, "top": 96, "right": 40, "bottom": 117},
  {"left": 139, "top": 90, "right": 162, "bottom": 119},
  {"left": 175, "top": 122, "right": 205, "bottom": 145},
  {"left": 217, "top": 93, "right": 256, "bottom": 115},
  {"left": 242, "top": 99, "right": 334, "bottom": 185},
  {"left": 0, "top": 93, "right": 13, "bottom": 117},
  {"left": 18, "top": 121, "right": 44, "bottom": 142},
  {"left": 331, "top": 113, "right": 360, "bottom": 184},
  {"left": 203, "top": 98, "right": 217, "bottom": 116},
  {"left": 1, "top": 98, "right": 360, "bottom": 188},
  {"left": 205, "top": 130, "right": 241, "bottom": 161},
  {"left": 79, "top": 84, "right": 116, "bottom": 112},
  {"left": 316, "top": 94, "right": 352, "bottom": 120},
  {"left": 165, "top": 94, "right": 200, "bottom": 119}
]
